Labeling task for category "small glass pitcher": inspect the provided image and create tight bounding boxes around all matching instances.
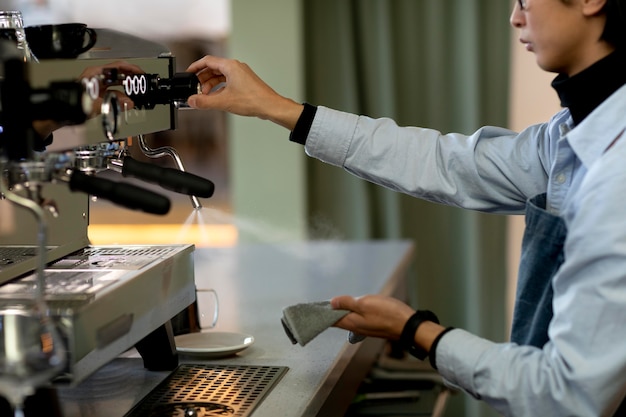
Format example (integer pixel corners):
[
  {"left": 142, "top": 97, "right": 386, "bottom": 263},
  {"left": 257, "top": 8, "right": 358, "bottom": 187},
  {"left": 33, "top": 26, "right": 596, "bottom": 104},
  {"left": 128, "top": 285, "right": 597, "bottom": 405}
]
[{"left": 0, "top": 10, "right": 37, "bottom": 62}]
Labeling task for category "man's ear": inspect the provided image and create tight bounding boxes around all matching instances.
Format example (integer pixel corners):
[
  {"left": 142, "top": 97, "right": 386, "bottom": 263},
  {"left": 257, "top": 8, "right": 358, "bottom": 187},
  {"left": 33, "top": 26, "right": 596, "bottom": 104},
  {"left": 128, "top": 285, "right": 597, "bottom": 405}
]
[{"left": 581, "top": 0, "right": 607, "bottom": 16}]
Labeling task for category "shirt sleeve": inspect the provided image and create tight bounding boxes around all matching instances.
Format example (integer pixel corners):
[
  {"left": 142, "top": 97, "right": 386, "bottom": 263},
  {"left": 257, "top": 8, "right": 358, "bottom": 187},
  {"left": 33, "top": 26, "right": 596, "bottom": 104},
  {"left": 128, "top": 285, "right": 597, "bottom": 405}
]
[{"left": 304, "top": 106, "right": 556, "bottom": 214}]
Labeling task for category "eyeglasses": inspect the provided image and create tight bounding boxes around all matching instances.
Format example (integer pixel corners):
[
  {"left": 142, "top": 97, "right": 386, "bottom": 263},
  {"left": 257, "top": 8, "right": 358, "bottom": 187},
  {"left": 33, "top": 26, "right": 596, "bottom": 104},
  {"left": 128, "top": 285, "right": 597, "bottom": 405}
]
[{"left": 517, "top": 0, "right": 527, "bottom": 10}]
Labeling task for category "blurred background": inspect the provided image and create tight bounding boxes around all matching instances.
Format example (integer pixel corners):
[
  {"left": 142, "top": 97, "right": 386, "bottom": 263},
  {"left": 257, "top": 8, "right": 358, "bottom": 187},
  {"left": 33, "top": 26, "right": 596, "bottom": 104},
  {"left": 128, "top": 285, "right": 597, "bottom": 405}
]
[{"left": 0, "top": 1, "right": 562, "bottom": 416}]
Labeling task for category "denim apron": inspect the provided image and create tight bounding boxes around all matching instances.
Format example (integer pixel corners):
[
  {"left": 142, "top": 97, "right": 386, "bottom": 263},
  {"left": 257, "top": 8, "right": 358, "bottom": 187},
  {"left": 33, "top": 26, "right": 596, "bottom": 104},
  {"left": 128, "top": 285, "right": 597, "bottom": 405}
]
[
  {"left": 510, "top": 193, "right": 626, "bottom": 415},
  {"left": 510, "top": 193, "right": 566, "bottom": 347}
]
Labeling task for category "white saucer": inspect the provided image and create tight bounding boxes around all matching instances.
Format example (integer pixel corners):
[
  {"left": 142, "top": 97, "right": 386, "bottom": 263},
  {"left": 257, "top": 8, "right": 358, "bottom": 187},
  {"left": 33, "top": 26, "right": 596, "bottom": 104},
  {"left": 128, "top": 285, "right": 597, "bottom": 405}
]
[{"left": 175, "top": 331, "right": 255, "bottom": 358}]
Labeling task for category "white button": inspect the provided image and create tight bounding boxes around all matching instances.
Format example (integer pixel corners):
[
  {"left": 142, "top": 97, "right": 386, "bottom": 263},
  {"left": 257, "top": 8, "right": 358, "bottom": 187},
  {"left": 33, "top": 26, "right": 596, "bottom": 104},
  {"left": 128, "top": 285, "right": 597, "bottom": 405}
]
[{"left": 556, "top": 173, "right": 566, "bottom": 184}]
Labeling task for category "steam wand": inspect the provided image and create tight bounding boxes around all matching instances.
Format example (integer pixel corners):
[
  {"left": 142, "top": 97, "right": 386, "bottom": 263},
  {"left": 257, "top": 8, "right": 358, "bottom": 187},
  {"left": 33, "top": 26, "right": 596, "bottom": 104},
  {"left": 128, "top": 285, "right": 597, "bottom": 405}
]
[
  {"left": 136, "top": 134, "right": 203, "bottom": 210},
  {"left": 0, "top": 159, "right": 48, "bottom": 310},
  {"left": 0, "top": 158, "right": 68, "bottom": 416}
]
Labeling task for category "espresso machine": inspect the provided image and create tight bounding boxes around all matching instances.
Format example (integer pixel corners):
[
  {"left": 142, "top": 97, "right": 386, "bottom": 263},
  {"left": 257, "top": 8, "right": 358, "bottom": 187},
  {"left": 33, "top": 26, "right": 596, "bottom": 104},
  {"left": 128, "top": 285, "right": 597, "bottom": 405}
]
[{"left": 0, "top": 26, "right": 214, "bottom": 411}]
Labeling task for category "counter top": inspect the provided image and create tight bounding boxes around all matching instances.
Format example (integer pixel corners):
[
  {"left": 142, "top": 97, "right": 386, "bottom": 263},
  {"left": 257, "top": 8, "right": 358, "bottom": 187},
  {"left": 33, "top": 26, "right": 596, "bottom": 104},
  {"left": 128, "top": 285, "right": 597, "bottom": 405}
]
[{"left": 58, "top": 240, "right": 415, "bottom": 417}]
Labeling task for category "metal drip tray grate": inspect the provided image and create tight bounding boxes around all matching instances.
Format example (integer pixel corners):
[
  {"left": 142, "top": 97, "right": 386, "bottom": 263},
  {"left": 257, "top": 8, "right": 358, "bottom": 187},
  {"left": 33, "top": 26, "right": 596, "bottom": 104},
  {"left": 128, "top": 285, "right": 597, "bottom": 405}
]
[
  {"left": 125, "top": 364, "right": 288, "bottom": 417},
  {"left": 50, "top": 246, "right": 184, "bottom": 270},
  {"left": 0, "top": 246, "right": 40, "bottom": 267},
  {"left": 82, "top": 246, "right": 180, "bottom": 257}
]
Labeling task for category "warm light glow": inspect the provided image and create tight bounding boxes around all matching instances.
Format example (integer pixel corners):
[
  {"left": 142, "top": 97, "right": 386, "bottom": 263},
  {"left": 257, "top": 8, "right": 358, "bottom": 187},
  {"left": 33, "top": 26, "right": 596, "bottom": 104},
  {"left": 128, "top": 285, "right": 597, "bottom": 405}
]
[
  {"left": 41, "top": 332, "right": 54, "bottom": 354},
  {"left": 88, "top": 224, "right": 237, "bottom": 247}
]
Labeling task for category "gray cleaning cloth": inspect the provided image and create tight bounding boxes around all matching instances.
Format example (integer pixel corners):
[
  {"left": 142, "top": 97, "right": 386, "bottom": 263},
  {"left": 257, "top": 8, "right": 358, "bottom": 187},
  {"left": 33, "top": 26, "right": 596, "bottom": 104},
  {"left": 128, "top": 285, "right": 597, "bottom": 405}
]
[{"left": 281, "top": 301, "right": 365, "bottom": 346}]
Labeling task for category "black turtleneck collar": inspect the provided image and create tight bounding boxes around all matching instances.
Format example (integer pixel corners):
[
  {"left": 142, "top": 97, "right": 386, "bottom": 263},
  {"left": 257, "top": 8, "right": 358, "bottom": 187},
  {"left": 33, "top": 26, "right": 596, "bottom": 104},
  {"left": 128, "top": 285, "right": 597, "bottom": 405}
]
[{"left": 551, "top": 51, "right": 626, "bottom": 126}]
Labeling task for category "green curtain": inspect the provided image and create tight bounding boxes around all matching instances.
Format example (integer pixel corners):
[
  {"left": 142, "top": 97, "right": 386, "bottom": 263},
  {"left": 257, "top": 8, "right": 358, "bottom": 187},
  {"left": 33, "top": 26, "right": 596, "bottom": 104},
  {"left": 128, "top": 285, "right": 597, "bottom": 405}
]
[{"left": 302, "top": 1, "right": 512, "bottom": 416}]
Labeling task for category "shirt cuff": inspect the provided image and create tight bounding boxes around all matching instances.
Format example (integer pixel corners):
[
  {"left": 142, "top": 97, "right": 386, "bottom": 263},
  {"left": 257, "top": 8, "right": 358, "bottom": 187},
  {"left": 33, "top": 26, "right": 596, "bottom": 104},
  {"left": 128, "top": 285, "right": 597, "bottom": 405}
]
[{"left": 436, "top": 328, "right": 494, "bottom": 397}]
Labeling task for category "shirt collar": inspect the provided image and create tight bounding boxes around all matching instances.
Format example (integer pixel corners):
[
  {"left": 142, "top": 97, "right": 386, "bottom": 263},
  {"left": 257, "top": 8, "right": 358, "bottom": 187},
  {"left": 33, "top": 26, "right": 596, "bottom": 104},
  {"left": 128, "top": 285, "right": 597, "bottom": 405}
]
[{"left": 565, "top": 83, "right": 626, "bottom": 168}]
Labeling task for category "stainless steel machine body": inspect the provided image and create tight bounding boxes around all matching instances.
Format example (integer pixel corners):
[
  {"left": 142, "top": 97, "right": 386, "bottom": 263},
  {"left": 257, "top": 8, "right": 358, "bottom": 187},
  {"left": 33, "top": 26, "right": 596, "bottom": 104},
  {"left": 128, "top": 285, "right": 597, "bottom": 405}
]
[
  {"left": 0, "top": 28, "right": 208, "bottom": 388},
  {"left": 0, "top": 244, "right": 195, "bottom": 383},
  {"left": 0, "top": 29, "right": 192, "bottom": 283}
]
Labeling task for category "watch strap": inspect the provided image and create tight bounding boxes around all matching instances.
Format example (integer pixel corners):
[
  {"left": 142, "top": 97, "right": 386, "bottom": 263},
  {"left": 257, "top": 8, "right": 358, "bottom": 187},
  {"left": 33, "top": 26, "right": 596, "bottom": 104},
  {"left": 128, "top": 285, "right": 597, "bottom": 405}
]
[{"left": 399, "top": 310, "right": 439, "bottom": 360}]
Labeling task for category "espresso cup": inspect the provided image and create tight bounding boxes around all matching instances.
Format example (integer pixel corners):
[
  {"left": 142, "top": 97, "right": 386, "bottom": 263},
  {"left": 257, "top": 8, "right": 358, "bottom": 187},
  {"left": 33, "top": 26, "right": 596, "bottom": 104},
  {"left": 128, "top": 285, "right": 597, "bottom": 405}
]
[
  {"left": 25, "top": 23, "right": 97, "bottom": 59},
  {"left": 196, "top": 288, "right": 219, "bottom": 330},
  {"left": 170, "top": 287, "right": 219, "bottom": 335}
]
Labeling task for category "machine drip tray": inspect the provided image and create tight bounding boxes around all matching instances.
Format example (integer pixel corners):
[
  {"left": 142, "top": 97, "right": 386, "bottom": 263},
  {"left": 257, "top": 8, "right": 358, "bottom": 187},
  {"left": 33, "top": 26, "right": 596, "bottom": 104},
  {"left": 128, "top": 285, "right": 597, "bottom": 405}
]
[{"left": 124, "top": 364, "right": 288, "bottom": 417}]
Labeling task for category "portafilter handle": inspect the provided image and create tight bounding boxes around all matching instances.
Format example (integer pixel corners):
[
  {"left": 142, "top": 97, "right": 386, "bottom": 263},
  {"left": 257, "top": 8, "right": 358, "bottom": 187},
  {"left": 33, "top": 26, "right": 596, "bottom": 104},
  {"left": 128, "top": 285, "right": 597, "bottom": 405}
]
[
  {"left": 67, "top": 170, "right": 171, "bottom": 215},
  {"left": 109, "top": 155, "right": 215, "bottom": 198},
  {"left": 137, "top": 134, "right": 204, "bottom": 210}
]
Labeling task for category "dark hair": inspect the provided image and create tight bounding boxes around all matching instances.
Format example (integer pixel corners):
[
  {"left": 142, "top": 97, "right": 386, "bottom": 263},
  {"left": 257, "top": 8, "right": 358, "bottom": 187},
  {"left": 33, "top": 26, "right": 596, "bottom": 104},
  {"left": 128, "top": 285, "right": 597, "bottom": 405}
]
[{"left": 602, "top": 0, "right": 626, "bottom": 49}]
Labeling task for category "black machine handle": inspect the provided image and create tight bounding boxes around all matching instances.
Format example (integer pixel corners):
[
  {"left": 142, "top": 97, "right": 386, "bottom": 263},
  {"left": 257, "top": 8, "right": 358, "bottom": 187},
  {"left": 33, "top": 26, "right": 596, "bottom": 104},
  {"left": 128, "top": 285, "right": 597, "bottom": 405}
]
[
  {"left": 121, "top": 156, "right": 215, "bottom": 198},
  {"left": 69, "top": 171, "right": 171, "bottom": 215}
]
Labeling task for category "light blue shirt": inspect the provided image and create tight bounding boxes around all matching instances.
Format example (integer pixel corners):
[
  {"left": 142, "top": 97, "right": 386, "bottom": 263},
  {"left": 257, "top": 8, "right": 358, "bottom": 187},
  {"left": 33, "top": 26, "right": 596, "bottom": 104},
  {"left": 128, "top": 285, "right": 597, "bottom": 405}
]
[{"left": 304, "top": 84, "right": 626, "bottom": 416}]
